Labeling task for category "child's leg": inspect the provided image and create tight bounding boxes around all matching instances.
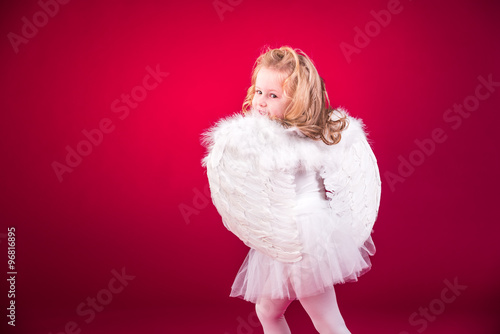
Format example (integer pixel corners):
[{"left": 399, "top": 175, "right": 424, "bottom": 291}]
[
  {"left": 299, "top": 288, "right": 350, "bottom": 334},
  {"left": 255, "top": 297, "right": 293, "bottom": 334}
]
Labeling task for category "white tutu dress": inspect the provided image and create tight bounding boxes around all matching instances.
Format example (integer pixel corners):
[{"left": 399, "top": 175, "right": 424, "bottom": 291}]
[{"left": 229, "top": 169, "right": 376, "bottom": 303}]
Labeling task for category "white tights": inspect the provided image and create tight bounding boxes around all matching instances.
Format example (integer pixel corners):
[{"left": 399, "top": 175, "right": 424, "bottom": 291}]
[{"left": 255, "top": 288, "right": 351, "bottom": 334}]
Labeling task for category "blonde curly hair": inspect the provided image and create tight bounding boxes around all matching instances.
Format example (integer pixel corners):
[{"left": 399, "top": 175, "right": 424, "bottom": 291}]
[{"left": 242, "top": 46, "right": 348, "bottom": 145}]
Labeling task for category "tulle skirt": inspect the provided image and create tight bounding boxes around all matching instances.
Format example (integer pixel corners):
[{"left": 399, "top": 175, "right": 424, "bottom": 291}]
[{"left": 229, "top": 207, "right": 376, "bottom": 303}]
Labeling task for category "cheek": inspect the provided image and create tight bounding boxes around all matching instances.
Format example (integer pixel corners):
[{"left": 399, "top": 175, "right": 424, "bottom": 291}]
[
  {"left": 278, "top": 100, "right": 288, "bottom": 112},
  {"left": 251, "top": 95, "right": 257, "bottom": 107}
]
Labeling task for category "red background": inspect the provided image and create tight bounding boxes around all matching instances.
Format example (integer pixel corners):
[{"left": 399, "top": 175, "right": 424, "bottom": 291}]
[{"left": 1, "top": 0, "right": 499, "bottom": 333}]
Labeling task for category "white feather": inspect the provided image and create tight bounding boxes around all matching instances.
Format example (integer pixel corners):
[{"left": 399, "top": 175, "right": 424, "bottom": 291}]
[{"left": 202, "top": 110, "right": 381, "bottom": 262}]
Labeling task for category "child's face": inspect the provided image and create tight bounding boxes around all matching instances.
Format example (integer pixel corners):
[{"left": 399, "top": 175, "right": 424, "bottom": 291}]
[{"left": 252, "top": 67, "right": 289, "bottom": 119}]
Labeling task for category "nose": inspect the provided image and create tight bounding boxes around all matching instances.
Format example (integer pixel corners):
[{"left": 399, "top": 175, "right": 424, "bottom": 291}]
[{"left": 256, "top": 94, "right": 267, "bottom": 107}]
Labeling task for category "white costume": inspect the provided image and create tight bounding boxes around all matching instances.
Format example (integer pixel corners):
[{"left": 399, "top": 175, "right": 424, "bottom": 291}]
[{"left": 202, "top": 109, "right": 381, "bottom": 303}]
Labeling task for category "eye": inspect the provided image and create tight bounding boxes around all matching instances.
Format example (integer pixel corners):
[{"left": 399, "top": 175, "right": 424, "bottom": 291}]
[
  {"left": 256, "top": 90, "right": 262, "bottom": 95},
  {"left": 271, "top": 93, "right": 278, "bottom": 98}
]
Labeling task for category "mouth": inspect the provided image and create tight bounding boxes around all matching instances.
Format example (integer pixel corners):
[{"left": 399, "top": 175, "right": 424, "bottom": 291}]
[{"left": 256, "top": 109, "right": 268, "bottom": 116}]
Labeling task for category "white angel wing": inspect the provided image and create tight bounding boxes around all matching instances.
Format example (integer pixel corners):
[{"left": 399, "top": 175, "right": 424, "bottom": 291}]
[
  {"left": 202, "top": 114, "right": 303, "bottom": 263},
  {"left": 321, "top": 118, "right": 381, "bottom": 247}
]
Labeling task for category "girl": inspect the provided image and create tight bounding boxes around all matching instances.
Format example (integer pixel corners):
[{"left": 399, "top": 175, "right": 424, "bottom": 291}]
[{"left": 202, "top": 46, "right": 381, "bottom": 333}]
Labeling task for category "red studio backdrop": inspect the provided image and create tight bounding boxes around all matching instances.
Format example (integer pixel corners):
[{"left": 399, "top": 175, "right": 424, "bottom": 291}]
[{"left": 1, "top": 0, "right": 499, "bottom": 333}]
